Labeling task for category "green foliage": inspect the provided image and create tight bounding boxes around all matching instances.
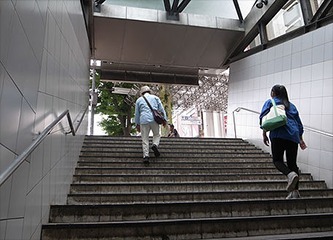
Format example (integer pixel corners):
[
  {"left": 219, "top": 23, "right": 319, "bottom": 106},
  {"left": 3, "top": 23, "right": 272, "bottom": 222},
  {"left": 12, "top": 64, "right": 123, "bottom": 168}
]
[{"left": 95, "top": 81, "right": 136, "bottom": 136}]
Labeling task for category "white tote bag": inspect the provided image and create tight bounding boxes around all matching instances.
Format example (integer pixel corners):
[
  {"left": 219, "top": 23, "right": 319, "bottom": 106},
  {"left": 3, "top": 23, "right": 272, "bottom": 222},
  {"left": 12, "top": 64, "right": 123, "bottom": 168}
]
[{"left": 261, "top": 99, "right": 287, "bottom": 131}]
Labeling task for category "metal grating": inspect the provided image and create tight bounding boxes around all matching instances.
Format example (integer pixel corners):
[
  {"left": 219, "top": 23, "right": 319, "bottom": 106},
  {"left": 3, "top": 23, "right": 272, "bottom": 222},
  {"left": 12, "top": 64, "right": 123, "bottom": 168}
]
[{"left": 123, "top": 73, "right": 229, "bottom": 113}]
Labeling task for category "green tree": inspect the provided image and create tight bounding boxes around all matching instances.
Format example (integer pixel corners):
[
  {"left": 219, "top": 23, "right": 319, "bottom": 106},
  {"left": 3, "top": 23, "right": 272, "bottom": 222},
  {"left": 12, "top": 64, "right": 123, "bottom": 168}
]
[{"left": 96, "top": 81, "right": 136, "bottom": 136}]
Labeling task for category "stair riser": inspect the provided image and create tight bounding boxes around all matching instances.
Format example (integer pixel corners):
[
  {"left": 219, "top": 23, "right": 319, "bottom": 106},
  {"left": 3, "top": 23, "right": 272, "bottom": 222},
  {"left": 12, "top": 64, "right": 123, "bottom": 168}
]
[
  {"left": 67, "top": 189, "right": 333, "bottom": 204},
  {"left": 74, "top": 168, "right": 278, "bottom": 175},
  {"left": 49, "top": 198, "right": 333, "bottom": 223},
  {"left": 69, "top": 182, "right": 326, "bottom": 193},
  {"left": 41, "top": 214, "right": 333, "bottom": 240},
  {"left": 80, "top": 154, "right": 270, "bottom": 159},
  {"left": 72, "top": 174, "right": 313, "bottom": 183},
  {"left": 83, "top": 138, "right": 246, "bottom": 143},
  {"left": 83, "top": 143, "right": 257, "bottom": 148},
  {"left": 75, "top": 162, "right": 275, "bottom": 169},
  {"left": 78, "top": 157, "right": 273, "bottom": 163},
  {"left": 81, "top": 149, "right": 266, "bottom": 155}
]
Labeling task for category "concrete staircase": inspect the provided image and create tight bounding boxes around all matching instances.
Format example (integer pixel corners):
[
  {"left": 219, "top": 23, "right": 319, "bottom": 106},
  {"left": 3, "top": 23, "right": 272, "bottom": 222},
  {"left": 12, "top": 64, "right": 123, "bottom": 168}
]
[{"left": 41, "top": 136, "right": 333, "bottom": 239}]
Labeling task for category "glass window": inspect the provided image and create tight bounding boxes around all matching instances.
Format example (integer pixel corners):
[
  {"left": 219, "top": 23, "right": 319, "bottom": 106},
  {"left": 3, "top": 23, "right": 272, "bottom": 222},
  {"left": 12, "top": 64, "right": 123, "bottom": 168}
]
[
  {"left": 105, "top": 0, "right": 165, "bottom": 11},
  {"left": 266, "top": 0, "right": 304, "bottom": 40},
  {"left": 237, "top": 0, "right": 256, "bottom": 19},
  {"left": 309, "top": 0, "right": 326, "bottom": 14},
  {"left": 244, "top": 34, "right": 261, "bottom": 52},
  {"left": 105, "top": 0, "right": 256, "bottom": 20}
]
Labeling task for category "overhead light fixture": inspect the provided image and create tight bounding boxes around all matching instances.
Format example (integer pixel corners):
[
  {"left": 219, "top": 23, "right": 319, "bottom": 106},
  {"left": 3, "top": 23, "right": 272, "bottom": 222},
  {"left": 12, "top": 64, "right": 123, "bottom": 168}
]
[
  {"left": 256, "top": 0, "right": 268, "bottom": 9},
  {"left": 90, "top": 59, "right": 101, "bottom": 67}
]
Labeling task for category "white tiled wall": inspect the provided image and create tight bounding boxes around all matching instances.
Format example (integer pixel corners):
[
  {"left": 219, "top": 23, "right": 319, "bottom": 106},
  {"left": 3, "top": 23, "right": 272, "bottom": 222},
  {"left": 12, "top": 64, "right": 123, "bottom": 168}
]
[
  {"left": 228, "top": 23, "right": 333, "bottom": 188},
  {"left": 0, "top": 1, "right": 90, "bottom": 239}
]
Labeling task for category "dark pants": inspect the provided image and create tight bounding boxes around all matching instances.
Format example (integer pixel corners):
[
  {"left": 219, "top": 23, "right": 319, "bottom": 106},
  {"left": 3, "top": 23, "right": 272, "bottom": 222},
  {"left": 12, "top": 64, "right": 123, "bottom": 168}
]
[{"left": 271, "top": 138, "right": 299, "bottom": 189}]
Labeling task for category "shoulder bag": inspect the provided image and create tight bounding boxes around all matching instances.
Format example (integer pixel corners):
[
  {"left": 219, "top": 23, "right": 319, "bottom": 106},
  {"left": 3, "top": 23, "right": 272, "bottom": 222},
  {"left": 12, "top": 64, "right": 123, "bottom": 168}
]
[
  {"left": 142, "top": 96, "right": 166, "bottom": 124},
  {"left": 261, "top": 98, "right": 287, "bottom": 131}
]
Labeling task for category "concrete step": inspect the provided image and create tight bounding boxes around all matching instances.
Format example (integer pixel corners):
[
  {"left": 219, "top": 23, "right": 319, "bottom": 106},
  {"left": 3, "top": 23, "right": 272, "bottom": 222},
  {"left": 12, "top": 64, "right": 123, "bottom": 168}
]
[
  {"left": 49, "top": 197, "right": 333, "bottom": 223},
  {"left": 72, "top": 173, "right": 313, "bottom": 183},
  {"left": 74, "top": 166, "right": 279, "bottom": 175},
  {"left": 80, "top": 151, "right": 271, "bottom": 158},
  {"left": 80, "top": 148, "right": 266, "bottom": 154},
  {"left": 76, "top": 162, "right": 275, "bottom": 168},
  {"left": 82, "top": 138, "right": 251, "bottom": 147},
  {"left": 67, "top": 189, "right": 333, "bottom": 204},
  {"left": 78, "top": 156, "right": 273, "bottom": 163},
  {"left": 76, "top": 160, "right": 274, "bottom": 166},
  {"left": 78, "top": 154, "right": 272, "bottom": 164},
  {"left": 41, "top": 213, "right": 333, "bottom": 239},
  {"left": 75, "top": 161, "right": 276, "bottom": 170},
  {"left": 217, "top": 231, "right": 333, "bottom": 240},
  {"left": 69, "top": 181, "right": 327, "bottom": 194},
  {"left": 83, "top": 136, "right": 246, "bottom": 143},
  {"left": 82, "top": 143, "right": 259, "bottom": 149}
]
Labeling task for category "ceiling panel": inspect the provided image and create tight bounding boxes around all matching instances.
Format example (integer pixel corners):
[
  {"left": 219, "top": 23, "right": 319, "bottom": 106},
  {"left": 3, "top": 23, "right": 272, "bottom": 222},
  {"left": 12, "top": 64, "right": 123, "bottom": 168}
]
[
  {"left": 173, "top": 26, "right": 214, "bottom": 67},
  {"left": 121, "top": 20, "right": 158, "bottom": 63},
  {"left": 94, "top": 17, "right": 126, "bottom": 60},
  {"left": 93, "top": 14, "right": 244, "bottom": 83},
  {"left": 148, "top": 23, "right": 186, "bottom": 65},
  {"left": 198, "top": 29, "right": 244, "bottom": 69}
]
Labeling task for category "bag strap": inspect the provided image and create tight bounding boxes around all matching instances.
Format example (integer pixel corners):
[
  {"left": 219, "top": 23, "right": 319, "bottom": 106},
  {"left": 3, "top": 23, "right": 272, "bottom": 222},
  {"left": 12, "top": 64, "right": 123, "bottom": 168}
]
[
  {"left": 142, "top": 95, "right": 154, "bottom": 113},
  {"left": 270, "top": 98, "right": 279, "bottom": 116}
]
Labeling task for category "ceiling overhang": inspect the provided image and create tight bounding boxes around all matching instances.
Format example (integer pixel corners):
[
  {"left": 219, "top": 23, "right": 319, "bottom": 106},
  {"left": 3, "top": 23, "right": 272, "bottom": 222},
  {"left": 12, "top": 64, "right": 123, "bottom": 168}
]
[
  {"left": 91, "top": 4, "right": 245, "bottom": 85},
  {"left": 86, "top": 0, "right": 333, "bottom": 86}
]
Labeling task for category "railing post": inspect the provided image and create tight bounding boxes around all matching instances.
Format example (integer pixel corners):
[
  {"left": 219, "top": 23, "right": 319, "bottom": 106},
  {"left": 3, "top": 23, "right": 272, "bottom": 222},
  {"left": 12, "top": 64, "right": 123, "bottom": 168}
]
[
  {"left": 232, "top": 110, "right": 237, "bottom": 138},
  {"left": 89, "top": 66, "right": 97, "bottom": 135},
  {"left": 66, "top": 112, "right": 76, "bottom": 136}
]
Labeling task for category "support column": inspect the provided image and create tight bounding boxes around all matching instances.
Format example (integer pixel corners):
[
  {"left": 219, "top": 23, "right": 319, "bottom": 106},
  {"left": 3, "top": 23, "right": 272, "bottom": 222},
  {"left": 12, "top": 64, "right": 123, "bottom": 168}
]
[
  {"left": 89, "top": 68, "right": 97, "bottom": 135},
  {"left": 213, "top": 111, "right": 222, "bottom": 138},
  {"left": 202, "top": 110, "right": 214, "bottom": 138},
  {"left": 220, "top": 112, "right": 226, "bottom": 138}
]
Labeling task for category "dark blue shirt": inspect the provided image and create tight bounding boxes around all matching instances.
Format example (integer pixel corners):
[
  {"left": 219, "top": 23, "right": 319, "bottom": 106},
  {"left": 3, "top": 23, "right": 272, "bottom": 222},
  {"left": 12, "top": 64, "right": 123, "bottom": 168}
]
[{"left": 259, "top": 97, "right": 304, "bottom": 143}]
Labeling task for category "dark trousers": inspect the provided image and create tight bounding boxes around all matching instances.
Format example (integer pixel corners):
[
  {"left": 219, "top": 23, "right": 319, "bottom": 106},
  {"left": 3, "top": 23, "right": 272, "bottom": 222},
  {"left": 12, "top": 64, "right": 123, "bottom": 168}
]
[{"left": 271, "top": 138, "right": 299, "bottom": 189}]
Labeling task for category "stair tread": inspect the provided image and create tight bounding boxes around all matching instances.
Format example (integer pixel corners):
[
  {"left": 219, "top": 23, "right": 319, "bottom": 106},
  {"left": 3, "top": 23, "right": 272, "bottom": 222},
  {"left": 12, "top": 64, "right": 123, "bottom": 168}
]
[
  {"left": 52, "top": 197, "right": 333, "bottom": 208},
  {"left": 70, "top": 180, "right": 324, "bottom": 185},
  {"left": 68, "top": 188, "right": 333, "bottom": 195},
  {"left": 43, "top": 212, "right": 333, "bottom": 226}
]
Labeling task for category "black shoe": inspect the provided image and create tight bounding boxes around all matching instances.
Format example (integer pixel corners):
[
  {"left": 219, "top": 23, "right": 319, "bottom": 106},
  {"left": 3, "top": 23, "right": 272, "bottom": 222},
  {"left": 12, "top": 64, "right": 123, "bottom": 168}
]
[
  {"left": 152, "top": 144, "right": 160, "bottom": 157},
  {"left": 143, "top": 157, "right": 150, "bottom": 166}
]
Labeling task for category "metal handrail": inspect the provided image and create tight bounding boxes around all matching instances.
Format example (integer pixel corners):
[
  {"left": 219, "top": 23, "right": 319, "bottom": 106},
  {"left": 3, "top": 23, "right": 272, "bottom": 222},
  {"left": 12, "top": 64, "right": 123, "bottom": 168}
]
[
  {"left": 0, "top": 106, "right": 88, "bottom": 187},
  {"left": 232, "top": 107, "right": 260, "bottom": 138},
  {"left": 232, "top": 107, "right": 333, "bottom": 138}
]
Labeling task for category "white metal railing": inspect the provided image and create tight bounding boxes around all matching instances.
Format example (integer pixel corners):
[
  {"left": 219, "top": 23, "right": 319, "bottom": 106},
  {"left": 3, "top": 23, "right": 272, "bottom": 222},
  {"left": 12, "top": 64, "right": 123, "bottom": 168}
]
[
  {"left": 232, "top": 107, "right": 333, "bottom": 138},
  {"left": 0, "top": 106, "right": 88, "bottom": 187}
]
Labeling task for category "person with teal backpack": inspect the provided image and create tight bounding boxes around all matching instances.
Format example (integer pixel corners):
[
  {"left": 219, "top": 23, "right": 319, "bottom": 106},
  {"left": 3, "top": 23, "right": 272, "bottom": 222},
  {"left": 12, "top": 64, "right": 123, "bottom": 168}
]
[{"left": 259, "top": 85, "right": 307, "bottom": 199}]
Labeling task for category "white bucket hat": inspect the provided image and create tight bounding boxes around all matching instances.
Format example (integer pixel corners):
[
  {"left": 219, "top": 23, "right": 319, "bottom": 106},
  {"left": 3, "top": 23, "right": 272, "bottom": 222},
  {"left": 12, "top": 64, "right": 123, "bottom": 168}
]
[{"left": 140, "top": 86, "right": 151, "bottom": 95}]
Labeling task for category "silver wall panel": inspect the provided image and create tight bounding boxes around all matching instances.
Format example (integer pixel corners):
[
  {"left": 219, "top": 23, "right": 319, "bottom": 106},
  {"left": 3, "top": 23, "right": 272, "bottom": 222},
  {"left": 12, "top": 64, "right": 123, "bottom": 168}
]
[{"left": 0, "top": 0, "right": 90, "bottom": 239}]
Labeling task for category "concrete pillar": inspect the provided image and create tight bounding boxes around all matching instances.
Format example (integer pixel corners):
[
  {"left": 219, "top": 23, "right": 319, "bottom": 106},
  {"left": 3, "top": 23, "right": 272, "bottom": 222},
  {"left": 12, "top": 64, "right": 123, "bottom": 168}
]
[
  {"left": 202, "top": 110, "right": 214, "bottom": 137},
  {"left": 213, "top": 111, "right": 222, "bottom": 137},
  {"left": 220, "top": 112, "right": 226, "bottom": 138}
]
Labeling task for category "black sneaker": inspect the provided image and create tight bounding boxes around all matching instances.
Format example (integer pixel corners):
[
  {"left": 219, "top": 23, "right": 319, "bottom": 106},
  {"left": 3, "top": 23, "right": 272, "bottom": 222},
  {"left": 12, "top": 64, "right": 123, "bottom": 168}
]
[
  {"left": 152, "top": 144, "right": 160, "bottom": 157},
  {"left": 143, "top": 157, "right": 150, "bottom": 166}
]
